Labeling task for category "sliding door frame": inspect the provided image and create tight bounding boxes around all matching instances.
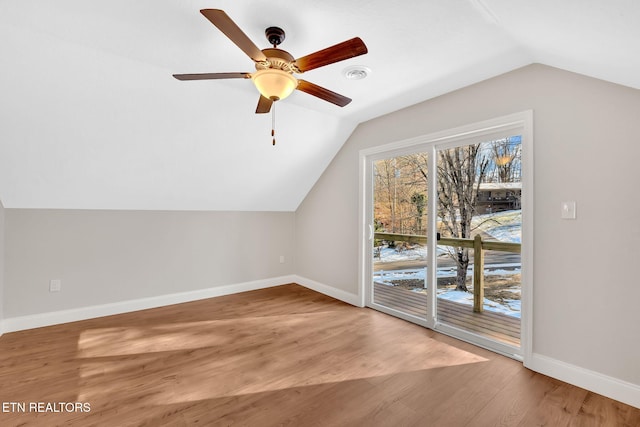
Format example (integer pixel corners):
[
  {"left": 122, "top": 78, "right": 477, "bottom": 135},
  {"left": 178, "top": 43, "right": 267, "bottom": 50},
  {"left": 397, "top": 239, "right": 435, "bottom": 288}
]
[{"left": 358, "top": 111, "right": 534, "bottom": 363}]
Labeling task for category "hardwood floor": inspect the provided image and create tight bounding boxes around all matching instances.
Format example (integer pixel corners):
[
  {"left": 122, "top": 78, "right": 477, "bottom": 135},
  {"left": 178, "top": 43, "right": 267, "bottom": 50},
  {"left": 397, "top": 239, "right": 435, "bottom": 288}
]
[{"left": 0, "top": 284, "right": 637, "bottom": 426}]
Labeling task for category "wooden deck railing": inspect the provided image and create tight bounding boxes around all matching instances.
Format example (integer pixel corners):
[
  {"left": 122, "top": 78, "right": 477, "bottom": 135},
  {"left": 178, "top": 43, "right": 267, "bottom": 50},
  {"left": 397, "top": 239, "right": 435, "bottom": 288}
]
[{"left": 374, "top": 232, "right": 521, "bottom": 313}]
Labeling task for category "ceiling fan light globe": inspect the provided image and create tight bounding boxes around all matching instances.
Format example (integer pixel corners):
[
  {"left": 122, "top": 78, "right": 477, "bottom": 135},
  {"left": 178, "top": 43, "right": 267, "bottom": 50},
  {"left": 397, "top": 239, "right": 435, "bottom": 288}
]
[{"left": 251, "top": 69, "right": 298, "bottom": 101}]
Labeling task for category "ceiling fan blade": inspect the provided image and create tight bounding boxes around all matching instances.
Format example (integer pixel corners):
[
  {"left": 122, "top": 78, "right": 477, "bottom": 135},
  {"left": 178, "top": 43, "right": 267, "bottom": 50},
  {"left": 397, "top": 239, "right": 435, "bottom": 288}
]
[
  {"left": 256, "top": 95, "right": 273, "bottom": 114},
  {"left": 200, "top": 9, "right": 267, "bottom": 63},
  {"left": 294, "top": 37, "right": 368, "bottom": 72},
  {"left": 297, "top": 79, "right": 352, "bottom": 107},
  {"left": 172, "top": 72, "right": 250, "bottom": 81}
]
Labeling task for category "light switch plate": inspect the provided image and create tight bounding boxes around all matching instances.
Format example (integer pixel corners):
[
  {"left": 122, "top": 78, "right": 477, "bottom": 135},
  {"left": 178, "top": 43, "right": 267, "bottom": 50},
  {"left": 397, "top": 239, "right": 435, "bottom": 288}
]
[{"left": 561, "top": 201, "right": 576, "bottom": 219}]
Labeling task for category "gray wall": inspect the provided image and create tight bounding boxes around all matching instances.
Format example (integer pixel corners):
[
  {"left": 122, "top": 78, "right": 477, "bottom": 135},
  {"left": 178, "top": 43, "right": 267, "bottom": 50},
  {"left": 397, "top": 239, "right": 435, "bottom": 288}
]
[
  {"left": 294, "top": 64, "right": 640, "bottom": 386},
  {"left": 4, "top": 209, "right": 294, "bottom": 317},
  {"left": 0, "top": 199, "right": 4, "bottom": 328}
]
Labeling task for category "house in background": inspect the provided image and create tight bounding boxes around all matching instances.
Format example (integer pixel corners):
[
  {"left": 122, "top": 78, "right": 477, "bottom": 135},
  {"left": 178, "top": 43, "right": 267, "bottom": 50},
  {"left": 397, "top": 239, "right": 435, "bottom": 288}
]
[
  {"left": 476, "top": 182, "right": 521, "bottom": 214},
  {"left": 1, "top": 1, "right": 639, "bottom": 411}
]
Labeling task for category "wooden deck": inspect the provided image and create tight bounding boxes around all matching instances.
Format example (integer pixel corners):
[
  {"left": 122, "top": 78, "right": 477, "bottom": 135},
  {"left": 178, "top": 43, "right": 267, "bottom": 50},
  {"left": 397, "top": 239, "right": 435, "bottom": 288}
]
[{"left": 373, "top": 282, "right": 520, "bottom": 347}]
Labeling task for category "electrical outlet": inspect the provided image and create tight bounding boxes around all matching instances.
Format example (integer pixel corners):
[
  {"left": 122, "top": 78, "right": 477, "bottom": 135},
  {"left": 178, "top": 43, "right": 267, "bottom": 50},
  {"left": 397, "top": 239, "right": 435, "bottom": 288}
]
[
  {"left": 279, "top": 255, "right": 285, "bottom": 264},
  {"left": 49, "top": 279, "right": 61, "bottom": 292}
]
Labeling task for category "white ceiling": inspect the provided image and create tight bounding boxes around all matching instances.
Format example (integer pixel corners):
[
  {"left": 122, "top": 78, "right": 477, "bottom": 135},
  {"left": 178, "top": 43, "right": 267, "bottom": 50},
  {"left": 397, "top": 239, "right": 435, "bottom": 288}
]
[{"left": 1, "top": 0, "right": 638, "bottom": 211}]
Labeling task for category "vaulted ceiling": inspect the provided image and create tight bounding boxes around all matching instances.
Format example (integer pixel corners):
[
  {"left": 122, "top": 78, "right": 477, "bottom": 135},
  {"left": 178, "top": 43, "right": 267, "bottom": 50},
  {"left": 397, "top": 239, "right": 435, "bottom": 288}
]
[{"left": 1, "top": 0, "right": 638, "bottom": 211}]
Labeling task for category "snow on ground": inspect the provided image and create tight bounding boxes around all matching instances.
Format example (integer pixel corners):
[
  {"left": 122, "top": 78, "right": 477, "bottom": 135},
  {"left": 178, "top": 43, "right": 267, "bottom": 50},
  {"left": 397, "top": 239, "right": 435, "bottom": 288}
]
[
  {"left": 473, "top": 210, "right": 521, "bottom": 243},
  {"left": 376, "top": 244, "right": 451, "bottom": 263},
  {"left": 374, "top": 266, "right": 522, "bottom": 284},
  {"left": 373, "top": 266, "right": 521, "bottom": 318},
  {"left": 437, "top": 289, "right": 521, "bottom": 318},
  {"left": 377, "top": 245, "right": 427, "bottom": 262},
  {"left": 376, "top": 210, "right": 521, "bottom": 264},
  {"left": 373, "top": 209, "right": 522, "bottom": 318}
]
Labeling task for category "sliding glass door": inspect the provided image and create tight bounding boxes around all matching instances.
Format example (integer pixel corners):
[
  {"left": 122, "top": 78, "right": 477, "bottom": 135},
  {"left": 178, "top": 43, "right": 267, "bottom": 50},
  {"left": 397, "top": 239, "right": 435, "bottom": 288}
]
[
  {"left": 434, "top": 137, "right": 522, "bottom": 353},
  {"left": 362, "top": 113, "right": 531, "bottom": 359}
]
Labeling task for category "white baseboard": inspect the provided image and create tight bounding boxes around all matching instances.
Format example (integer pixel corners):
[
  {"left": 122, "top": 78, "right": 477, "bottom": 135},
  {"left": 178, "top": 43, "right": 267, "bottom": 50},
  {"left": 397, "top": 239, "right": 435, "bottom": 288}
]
[
  {"left": 2, "top": 275, "right": 295, "bottom": 333},
  {"left": 293, "top": 275, "right": 362, "bottom": 307},
  {"left": 528, "top": 353, "right": 640, "bottom": 409}
]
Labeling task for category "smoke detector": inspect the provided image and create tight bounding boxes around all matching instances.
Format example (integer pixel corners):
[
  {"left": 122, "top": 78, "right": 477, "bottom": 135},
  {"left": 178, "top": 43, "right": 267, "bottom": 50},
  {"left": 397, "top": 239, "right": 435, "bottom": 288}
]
[{"left": 343, "top": 65, "right": 371, "bottom": 80}]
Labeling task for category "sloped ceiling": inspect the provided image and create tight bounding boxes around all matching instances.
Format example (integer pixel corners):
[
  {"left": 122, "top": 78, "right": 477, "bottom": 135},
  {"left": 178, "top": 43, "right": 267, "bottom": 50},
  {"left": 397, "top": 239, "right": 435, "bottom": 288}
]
[{"left": 1, "top": 0, "right": 638, "bottom": 211}]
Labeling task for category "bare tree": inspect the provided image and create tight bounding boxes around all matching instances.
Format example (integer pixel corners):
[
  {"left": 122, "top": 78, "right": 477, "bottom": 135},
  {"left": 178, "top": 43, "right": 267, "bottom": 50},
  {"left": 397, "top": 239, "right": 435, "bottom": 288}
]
[
  {"left": 374, "top": 156, "right": 425, "bottom": 234},
  {"left": 374, "top": 159, "right": 397, "bottom": 232},
  {"left": 437, "top": 145, "right": 490, "bottom": 292}
]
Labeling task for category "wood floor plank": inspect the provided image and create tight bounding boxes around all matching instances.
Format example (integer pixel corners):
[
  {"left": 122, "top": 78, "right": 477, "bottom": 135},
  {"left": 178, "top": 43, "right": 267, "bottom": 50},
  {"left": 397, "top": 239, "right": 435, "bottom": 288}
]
[{"left": 0, "top": 284, "right": 637, "bottom": 426}]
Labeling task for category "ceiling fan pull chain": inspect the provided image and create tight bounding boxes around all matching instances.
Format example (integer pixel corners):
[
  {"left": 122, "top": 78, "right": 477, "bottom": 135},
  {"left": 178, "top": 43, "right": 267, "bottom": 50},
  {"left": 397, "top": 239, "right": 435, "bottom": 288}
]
[{"left": 271, "top": 101, "right": 276, "bottom": 146}]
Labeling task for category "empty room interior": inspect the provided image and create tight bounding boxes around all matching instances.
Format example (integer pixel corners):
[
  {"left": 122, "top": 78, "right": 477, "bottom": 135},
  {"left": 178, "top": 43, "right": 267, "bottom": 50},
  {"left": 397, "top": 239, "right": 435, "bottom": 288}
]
[{"left": 1, "top": 1, "right": 639, "bottom": 426}]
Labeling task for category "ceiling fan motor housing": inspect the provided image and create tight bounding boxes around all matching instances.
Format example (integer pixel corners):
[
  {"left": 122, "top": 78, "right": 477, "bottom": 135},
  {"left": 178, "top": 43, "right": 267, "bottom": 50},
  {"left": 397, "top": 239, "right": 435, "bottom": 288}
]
[{"left": 256, "top": 48, "right": 298, "bottom": 73}]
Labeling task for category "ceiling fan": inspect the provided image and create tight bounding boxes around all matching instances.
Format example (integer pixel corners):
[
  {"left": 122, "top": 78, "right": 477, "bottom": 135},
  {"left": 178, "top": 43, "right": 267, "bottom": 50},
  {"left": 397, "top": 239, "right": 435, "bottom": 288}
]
[{"left": 173, "top": 9, "right": 368, "bottom": 115}]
